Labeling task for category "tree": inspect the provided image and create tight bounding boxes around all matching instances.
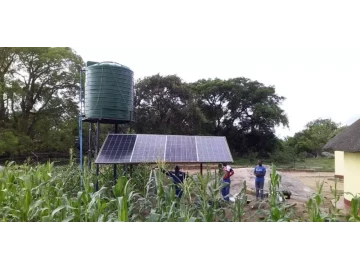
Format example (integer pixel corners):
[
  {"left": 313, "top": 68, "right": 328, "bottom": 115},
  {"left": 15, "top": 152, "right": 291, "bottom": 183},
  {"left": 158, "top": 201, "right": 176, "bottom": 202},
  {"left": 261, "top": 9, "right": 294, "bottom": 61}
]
[
  {"left": 270, "top": 137, "right": 297, "bottom": 165},
  {"left": 192, "top": 77, "right": 288, "bottom": 156},
  {"left": 0, "top": 48, "right": 18, "bottom": 121},
  {"left": 134, "top": 74, "right": 206, "bottom": 135},
  {"left": 12, "top": 47, "right": 83, "bottom": 136},
  {"left": 134, "top": 75, "right": 288, "bottom": 157},
  {"left": 288, "top": 118, "right": 342, "bottom": 157},
  {"left": 0, "top": 47, "right": 84, "bottom": 156},
  {"left": 330, "top": 125, "right": 348, "bottom": 138}
]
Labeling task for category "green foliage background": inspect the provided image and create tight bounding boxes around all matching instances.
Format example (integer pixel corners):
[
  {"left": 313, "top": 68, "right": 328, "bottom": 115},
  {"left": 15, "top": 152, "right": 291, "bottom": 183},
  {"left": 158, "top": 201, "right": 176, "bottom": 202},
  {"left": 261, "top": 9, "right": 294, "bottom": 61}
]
[{"left": 0, "top": 47, "right": 346, "bottom": 165}]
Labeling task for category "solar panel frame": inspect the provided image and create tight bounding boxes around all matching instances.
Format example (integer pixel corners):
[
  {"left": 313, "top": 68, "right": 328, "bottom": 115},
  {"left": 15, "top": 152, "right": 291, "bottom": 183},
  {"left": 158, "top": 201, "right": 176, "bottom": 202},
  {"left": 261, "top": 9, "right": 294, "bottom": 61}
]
[{"left": 95, "top": 134, "right": 234, "bottom": 164}]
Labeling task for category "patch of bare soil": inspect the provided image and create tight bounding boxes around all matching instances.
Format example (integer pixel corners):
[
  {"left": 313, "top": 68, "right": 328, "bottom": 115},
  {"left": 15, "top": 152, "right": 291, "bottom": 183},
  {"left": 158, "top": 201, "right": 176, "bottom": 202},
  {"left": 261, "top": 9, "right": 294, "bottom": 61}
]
[
  {"left": 283, "top": 171, "right": 343, "bottom": 200},
  {"left": 229, "top": 166, "right": 314, "bottom": 201},
  {"left": 282, "top": 171, "right": 346, "bottom": 217}
]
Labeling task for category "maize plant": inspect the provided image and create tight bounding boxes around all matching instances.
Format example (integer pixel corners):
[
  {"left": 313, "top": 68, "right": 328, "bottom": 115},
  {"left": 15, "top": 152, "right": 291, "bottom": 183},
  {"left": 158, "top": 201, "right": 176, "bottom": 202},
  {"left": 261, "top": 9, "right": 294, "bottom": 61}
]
[
  {"left": 307, "top": 181, "right": 329, "bottom": 222},
  {"left": 0, "top": 157, "right": 348, "bottom": 222},
  {"left": 232, "top": 180, "right": 247, "bottom": 222},
  {"left": 263, "top": 165, "right": 292, "bottom": 222},
  {"left": 344, "top": 193, "right": 360, "bottom": 222}
]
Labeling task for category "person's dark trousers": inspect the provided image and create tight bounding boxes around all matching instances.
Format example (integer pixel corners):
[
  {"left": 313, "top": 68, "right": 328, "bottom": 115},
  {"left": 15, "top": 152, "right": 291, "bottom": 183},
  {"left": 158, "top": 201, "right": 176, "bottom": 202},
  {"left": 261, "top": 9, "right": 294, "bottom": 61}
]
[
  {"left": 255, "top": 180, "right": 264, "bottom": 200},
  {"left": 221, "top": 178, "right": 231, "bottom": 201},
  {"left": 175, "top": 185, "right": 183, "bottom": 198}
]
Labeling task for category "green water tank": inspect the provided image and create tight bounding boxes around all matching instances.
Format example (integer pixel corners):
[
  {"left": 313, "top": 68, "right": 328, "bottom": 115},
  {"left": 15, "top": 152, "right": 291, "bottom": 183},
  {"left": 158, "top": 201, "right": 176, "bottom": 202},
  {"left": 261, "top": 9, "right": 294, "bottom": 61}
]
[{"left": 84, "top": 61, "right": 134, "bottom": 122}]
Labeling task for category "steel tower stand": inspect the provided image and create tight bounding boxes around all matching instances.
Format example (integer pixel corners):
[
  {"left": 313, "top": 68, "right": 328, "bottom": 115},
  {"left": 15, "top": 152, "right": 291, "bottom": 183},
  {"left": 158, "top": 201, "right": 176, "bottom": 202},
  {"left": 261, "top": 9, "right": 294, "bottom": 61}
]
[
  {"left": 83, "top": 116, "right": 134, "bottom": 191},
  {"left": 80, "top": 75, "right": 135, "bottom": 191}
]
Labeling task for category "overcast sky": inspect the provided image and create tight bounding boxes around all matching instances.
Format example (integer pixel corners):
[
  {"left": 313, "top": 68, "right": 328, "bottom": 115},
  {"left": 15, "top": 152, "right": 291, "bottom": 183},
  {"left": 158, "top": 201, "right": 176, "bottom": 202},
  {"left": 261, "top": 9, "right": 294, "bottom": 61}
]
[{"left": 8, "top": 0, "right": 357, "bottom": 139}]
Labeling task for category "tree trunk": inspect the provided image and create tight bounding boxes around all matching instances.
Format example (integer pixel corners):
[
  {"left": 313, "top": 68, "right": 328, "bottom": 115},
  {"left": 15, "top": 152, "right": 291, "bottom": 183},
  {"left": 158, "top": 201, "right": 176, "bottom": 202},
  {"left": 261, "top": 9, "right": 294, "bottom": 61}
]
[
  {"left": 0, "top": 75, "right": 6, "bottom": 121},
  {"left": 20, "top": 111, "right": 31, "bottom": 134}
]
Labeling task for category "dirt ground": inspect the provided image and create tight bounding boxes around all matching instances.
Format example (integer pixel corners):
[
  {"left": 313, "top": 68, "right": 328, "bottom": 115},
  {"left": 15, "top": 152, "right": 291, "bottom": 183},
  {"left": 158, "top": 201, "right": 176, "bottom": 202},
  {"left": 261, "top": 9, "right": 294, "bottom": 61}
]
[
  {"left": 187, "top": 166, "right": 345, "bottom": 221},
  {"left": 281, "top": 171, "right": 343, "bottom": 202}
]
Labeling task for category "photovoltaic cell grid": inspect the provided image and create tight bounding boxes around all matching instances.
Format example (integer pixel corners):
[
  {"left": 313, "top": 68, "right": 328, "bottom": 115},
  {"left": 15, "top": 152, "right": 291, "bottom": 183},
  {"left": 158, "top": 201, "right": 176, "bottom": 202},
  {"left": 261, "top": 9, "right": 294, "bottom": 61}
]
[
  {"left": 165, "top": 135, "right": 197, "bottom": 162},
  {"left": 131, "top": 134, "right": 166, "bottom": 163},
  {"left": 95, "top": 134, "right": 233, "bottom": 164},
  {"left": 95, "top": 134, "right": 136, "bottom": 163},
  {"left": 196, "top": 136, "right": 233, "bottom": 162}
]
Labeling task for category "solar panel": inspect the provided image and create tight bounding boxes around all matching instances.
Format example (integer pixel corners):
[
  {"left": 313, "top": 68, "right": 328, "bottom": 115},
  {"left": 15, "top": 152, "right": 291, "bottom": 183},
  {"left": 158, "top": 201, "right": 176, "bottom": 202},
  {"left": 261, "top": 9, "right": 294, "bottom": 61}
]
[
  {"left": 165, "top": 135, "right": 197, "bottom": 162},
  {"left": 95, "top": 134, "right": 136, "bottom": 164},
  {"left": 131, "top": 134, "right": 166, "bottom": 163},
  {"left": 196, "top": 136, "right": 233, "bottom": 163},
  {"left": 95, "top": 134, "right": 233, "bottom": 164}
]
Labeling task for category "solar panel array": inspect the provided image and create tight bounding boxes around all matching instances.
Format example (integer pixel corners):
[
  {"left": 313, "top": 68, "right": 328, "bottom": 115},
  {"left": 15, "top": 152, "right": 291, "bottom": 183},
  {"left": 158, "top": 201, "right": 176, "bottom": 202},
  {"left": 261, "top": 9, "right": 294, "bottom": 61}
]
[{"left": 95, "top": 134, "right": 233, "bottom": 164}]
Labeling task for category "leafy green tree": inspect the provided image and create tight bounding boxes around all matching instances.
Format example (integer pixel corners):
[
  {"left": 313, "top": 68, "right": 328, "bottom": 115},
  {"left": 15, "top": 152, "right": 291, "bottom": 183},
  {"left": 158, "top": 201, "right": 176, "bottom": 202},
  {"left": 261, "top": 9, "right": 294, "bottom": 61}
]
[
  {"left": 134, "top": 75, "right": 288, "bottom": 157},
  {"left": 270, "top": 137, "right": 297, "bottom": 165},
  {"left": 0, "top": 48, "right": 18, "bottom": 121},
  {"left": 288, "top": 118, "right": 342, "bottom": 157},
  {"left": 0, "top": 47, "right": 83, "bottom": 156},
  {"left": 192, "top": 77, "right": 288, "bottom": 156},
  {"left": 134, "top": 74, "right": 206, "bottom": 135},
  {"left": 12, "top": 47, "right": 83, "bottom": 136},
  {"left": 330, "top": 125, "right": 347, "bottom": 138}
]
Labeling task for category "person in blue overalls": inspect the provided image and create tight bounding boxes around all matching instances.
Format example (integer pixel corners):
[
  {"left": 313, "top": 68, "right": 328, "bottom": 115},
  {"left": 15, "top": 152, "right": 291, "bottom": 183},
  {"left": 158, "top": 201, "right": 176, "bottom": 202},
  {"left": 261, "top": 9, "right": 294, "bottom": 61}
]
[
  {"left": 161, "top": 165, "right": 186, "bottom": 198},
  {"left": 254, "top": 159, "right": 266, "bottom": 201},
  {"left": 222, "top": 163, "right": 234, "bottom": 201}
]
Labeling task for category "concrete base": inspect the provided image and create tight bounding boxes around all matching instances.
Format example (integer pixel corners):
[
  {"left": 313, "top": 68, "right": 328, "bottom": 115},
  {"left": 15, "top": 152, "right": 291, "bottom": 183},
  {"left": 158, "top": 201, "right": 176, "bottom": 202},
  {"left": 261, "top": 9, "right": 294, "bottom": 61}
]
[{"left": 334, "top": 174, "right": 344, "bottom": 179}]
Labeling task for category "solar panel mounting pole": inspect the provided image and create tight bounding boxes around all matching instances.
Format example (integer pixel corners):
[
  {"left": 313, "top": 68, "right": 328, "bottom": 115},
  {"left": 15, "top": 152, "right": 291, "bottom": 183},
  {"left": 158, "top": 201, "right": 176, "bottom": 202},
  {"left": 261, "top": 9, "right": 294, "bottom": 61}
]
[
  {"left": 88, "top": 123, "right": 92, "bottom": 169},
  {"left": 95, "top": 121, "right": 100, "bottom": 191},
  {"left": 200, "top": 163, "right": 203, "bottom": 176},
  {"left": 114, "top": 124, "right": 118, "bottom": 182},
  {"left": 96, "top": 121, "right": 100, "bottom": 176},
  {"left": 79, "top": 67, "right": 84, "bottom": 190}
]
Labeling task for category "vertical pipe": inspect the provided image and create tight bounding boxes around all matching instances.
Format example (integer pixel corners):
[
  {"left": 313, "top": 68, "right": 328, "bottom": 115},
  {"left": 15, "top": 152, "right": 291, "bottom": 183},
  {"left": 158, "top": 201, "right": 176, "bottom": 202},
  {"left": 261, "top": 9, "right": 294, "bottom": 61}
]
[
  {"left": 114, "top": 123, "right": 118, "bottom": 182},
  {"left": 96, "top": 121, "right": 100, "bottom": 176},
  {"left": 88, "top": 123, "right": 92, "bottom": 169},
  {"left": 95, "top": 121, "right": 100, "bottom": 191},
  {"left": 79, "top": 69, "right": 83, "bottom": 189}
]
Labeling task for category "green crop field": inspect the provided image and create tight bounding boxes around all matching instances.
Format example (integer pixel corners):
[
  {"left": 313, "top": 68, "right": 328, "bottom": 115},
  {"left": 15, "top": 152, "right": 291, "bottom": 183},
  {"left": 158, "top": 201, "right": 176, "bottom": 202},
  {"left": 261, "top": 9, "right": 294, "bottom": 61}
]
[{"left": 1, "top": 155, "right": 357, "bottom": 222}]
